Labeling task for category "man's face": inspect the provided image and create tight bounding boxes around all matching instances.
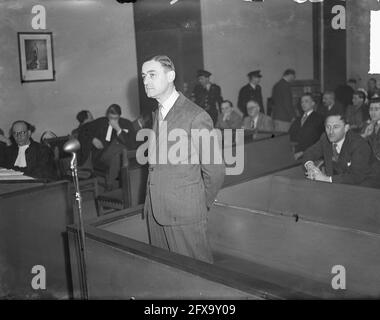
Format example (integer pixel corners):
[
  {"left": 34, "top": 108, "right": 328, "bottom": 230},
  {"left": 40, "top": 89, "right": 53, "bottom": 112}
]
[
  {"left": 250, "top": 76, "right": 261, "bottom": 85},
  {"left": 246, "top": 101, "right": 260, "bottom": 118},
  {"left": 286, "top": 73, "right": 296, "bottom": 82},
  {"left": 368, "top": 79, "right": 377, "bottom": 90},
  {"left": 87, "top": 112, "right": 94, "bottom": 122},
  {"left": 301, "top": 96, "right": 315, "bottom": 113},
  {"left": 323, "top": 93, "right": 334, "bottom": 107},
  {"left": 325, "top": 116, "right": 348, "bottom": 143},
  {"left": 107, "top": 113, "right": 120, "bottom": 122},
  {"left": 197, "top": 76, "right": 209, "bottom": 87},
  {"left": 221, "top": 102, "right": 233, "bottom": 115},
  {"left": 142, "top": 60, "right": 173, "bottom": 99},
  {"left": 369, "top": 102, "right": 380, "bottom": 122},
  {"left": 12, "top": 122, "right": 31, "bottom": 146},
  {"left": 352, "top": 94, "right": 363, "bottom": 108}
]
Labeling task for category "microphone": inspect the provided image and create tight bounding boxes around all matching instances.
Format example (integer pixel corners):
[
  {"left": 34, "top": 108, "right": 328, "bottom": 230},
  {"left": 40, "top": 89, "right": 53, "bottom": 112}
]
[
  {"left": 63, "top": 138, "right": 80, "bottom": 154},
  {"left": 63, "top": 138, "right": 81, "bottom": 169}
]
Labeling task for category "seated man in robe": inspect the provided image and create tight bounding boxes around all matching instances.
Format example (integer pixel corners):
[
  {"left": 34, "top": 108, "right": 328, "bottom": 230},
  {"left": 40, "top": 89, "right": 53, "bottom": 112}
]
[
  {"left": 78, "top": 104, "right": 136, "bottom": 190},
  {"left": 360, "top": 97, "right": 380, "bottom": 188},
  {"left": 2, "top": 121, "right": 57, "bottom": 180},
  {"left": 289, "top": 94, "right": 324, "bottom": 160},
  {"left": 71, "top": 110, "right": 94, "bottom": 138},
  {"left": 216, "top": 100, "right": 242, "bottom": 130},
  {"left": 303, "top": 113, "right": 371, "bottom": 186}
]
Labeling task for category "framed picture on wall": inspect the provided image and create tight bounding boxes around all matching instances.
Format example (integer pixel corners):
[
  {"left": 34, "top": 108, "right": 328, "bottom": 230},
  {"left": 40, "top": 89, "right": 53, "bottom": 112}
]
[{"left": 17, "top": 32, "right": 56, "bottom": 83}]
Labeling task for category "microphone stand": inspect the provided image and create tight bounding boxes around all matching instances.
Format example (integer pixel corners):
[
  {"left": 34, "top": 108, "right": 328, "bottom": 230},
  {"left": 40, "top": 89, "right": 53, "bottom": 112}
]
[{"left": 69, "top": 152, "right": 89, "bottom": 300}]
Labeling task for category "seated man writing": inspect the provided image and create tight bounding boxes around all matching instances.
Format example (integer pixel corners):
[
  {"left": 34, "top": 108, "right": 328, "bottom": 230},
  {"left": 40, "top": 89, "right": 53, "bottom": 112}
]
[
  {"left": 303, "top": 113, "right": 371, "bottom": 185},
  {"left": 78, "top": 104, "right": 136, "bottom": 190},
  {"left": 2, "top": 120, "right": 57, "bottom": 180}
]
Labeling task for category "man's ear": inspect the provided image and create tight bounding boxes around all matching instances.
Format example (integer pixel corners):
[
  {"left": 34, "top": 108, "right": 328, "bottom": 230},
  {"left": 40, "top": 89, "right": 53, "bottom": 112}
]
[
  {"left": 344, "top": 124, "right": 350, "bottom": 133},
  {"left": 167, "top": 70, "right": 176, "bottom": 82}
]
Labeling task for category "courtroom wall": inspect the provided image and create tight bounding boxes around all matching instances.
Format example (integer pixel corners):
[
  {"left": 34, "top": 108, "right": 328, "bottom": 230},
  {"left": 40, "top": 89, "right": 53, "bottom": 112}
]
[
  {"left": 200, "top": 0, "right": 314, "bottom": 113},
  {"left": 0, "top": 0, "right": 139, "bottom": 139},
  {"left": 346, "top": 0, "right": 380, "bottom": 88}
]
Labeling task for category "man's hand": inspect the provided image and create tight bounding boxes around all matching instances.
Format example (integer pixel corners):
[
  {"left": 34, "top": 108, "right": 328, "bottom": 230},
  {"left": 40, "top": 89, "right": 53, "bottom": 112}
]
[
  {"left": 0, "top": 134, "right": 11, "bottom": 146},
  {"left": 92, "top": 137, "right": 104, "bottom": 150},
  {"left": 109, "top": 119, "right": 121, "bottom": 133},
  {"left": 306, "top": 165, "right": 331, "bottom": 182},
  {"left": 362, "top": 121, "right": 375, "bottom": 138}
]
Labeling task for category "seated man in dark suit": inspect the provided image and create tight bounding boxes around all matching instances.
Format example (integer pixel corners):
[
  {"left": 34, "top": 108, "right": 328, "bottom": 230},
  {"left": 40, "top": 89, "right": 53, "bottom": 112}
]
[
  {"left": 345, "top": 91, "right": 369, "bottom": 133},
  {"left": 361, "top": 97, "right": 380, "bottom": 188},
  {"left": 78, "top": 104, "right": 136, "bottom": 190},
  {"left": 317, "top": 91, "right": 344, "bottom": 119},
  {"left": 289, "top": 94, "right": 324, "bottom": 160},
  {"left": 216, "top": 100, "right": 242, "bottom": 130},
  {"left": 2, "top": 121, "right": 57, "bottom": 180},
  {"left": 303, "top": 113, "right": 371, "bottom": 185}
]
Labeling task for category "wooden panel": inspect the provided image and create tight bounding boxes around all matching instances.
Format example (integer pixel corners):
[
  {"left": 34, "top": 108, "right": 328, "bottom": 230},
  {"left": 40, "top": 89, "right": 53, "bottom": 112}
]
[
  {"left": 223, "top": 134, "right": 300, "bottom": 187},
  {"left": 209, "top": 204, "right": 380, "bottom": 298},
  {"left": 0, "top": 181, "right": 73, "bottom": 298}
]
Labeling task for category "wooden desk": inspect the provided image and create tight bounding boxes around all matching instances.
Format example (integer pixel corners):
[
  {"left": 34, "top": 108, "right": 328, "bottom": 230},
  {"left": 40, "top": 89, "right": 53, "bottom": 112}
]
[
  {"left": 0, "top": 181, "right": 73, "bottom": 299},
  {"left": 68, "top": 173, "right": 380, "bottom": 299}
]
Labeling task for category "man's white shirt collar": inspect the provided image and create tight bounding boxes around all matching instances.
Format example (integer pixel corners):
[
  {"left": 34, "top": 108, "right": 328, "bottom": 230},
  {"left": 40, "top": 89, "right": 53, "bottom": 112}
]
[
  {"left": 160, "top": 89, "right": 179, "bottom": 120},
  {"left": 334, "top": 136, "right": 345, "bottom": 154},
  {"left": 304, "top": 110, "right": 313, "bottom": 117}
]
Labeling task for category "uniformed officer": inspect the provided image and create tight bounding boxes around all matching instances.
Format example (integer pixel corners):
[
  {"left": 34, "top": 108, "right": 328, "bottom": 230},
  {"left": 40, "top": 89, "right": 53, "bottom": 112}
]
[
  {"left": 191, "top": 70, "right": 223, "bottom": 125},
  {"left": 237, "top": 70, "right": 264, "bottom": 117}
]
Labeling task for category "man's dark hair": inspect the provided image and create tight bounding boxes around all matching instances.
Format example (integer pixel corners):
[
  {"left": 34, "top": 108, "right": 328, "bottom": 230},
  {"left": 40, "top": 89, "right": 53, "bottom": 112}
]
[
  {"left": 106, "top": 104, "right": 122, "bottom": 116},
  {"left": 353, "top": 90, "right": 366, "bottom": 101},
  {"left": 76, "top": 110, "right": 90, "bottom": 124},
  {"left": 11, "top": 120, "right": 36, "bottom": 133},
  {"left": 146, "top": 55, "right": 175, "bottom": 72},
  {"left": 301, "top": 93, "right": 316, "bottom": 103},
  {"left": 325, "top": 113, "right": 348, "bottom": 125},
  {"left": 221, "top": 100, "right": 233, "bottom": 108},
  {"left": 246, "top": 99, "right": 260, "bottom": 107},
  {"left": 283, "top": 69, "right": 296, "bottom": 77}
]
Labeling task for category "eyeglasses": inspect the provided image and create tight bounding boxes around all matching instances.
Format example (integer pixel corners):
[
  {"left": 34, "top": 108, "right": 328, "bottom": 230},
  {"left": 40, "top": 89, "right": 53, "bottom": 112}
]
[
  {"left": 13, "top": 131, "right": 28, "bottom": 137},
  {"left": 369, "top": 107, "right": 380, "bottom": 112}
]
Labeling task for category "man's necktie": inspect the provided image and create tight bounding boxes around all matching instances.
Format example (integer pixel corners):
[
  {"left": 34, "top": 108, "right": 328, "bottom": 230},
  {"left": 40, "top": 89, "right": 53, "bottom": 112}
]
[
  {"left": 332, "top": 143, "right": 339, "bottom": 162},
  {"left": 301, "top": 113, "right": 308, "bottom": 126},
  {"left": 250, "top": 119, "right": 255, "bottom": 130},
  {"left": 158, "top": 104, "right": 164, "bottom": 125}
]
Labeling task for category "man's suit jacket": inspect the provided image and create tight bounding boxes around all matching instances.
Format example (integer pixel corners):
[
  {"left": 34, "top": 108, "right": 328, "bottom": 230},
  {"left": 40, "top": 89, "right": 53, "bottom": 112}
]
[
  {"left": 216, "top": 110, "right": 242, "bottom": 130},
  {"left": 242, "top": 113, "right": 274, "bottom": 132},
  {"left": 271, "top": 78, "right": 295, "bottom": 122},
  {"left": 237, "top": 84, "right": 264, "bottom": 116},
  {"left": 2, "top": 139, "right": 57, "bottom": 180},
  {"left": 335, "top": 84, "right": 354, "bottom": 110},
  {"left": 77, "top": 117, "right": 136, "bottom": 165},
  {"left": 316, "top": 102, "right": 344, "bottom": 119},
  {"left": 145, "top": 92, "right": 225, "bottom": 226},
  {"left": 289, "top": 111, "right": 325, "bottom": 153},
  {"left": 0, "top": 141, "right": 6, "bottom": 167},
  {"left": 303, "top": 131, "right": 371, "bottom": 185}
]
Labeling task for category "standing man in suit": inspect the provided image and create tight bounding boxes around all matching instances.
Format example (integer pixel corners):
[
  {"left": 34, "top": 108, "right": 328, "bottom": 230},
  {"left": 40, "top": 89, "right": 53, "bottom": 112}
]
[
  {"left": 141, "top": 55, "right": 225, "bottom": 263},
  {"left": 237, "top": 70, "right": 264, "bottom": 116},
  {"left": 317, "top": 91, "right": 344, "bottom": 119},
  {"left": 271, "top": 69, "right": 297, "bottom": 132},
  {"left": 361, "top": 97, "right": 380, "bottom": 188},
  {"left": 191, "top": 69, "right": 223, "bottom": 126},
  {"left": 303, "top": 113, "right": 371, "bottom": 185},
  {"left": 289, "top": 94, "right": 324, "bottom": 160},
  {"left": 77, "top": 104, "right": 136, "bottom": 190}
]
